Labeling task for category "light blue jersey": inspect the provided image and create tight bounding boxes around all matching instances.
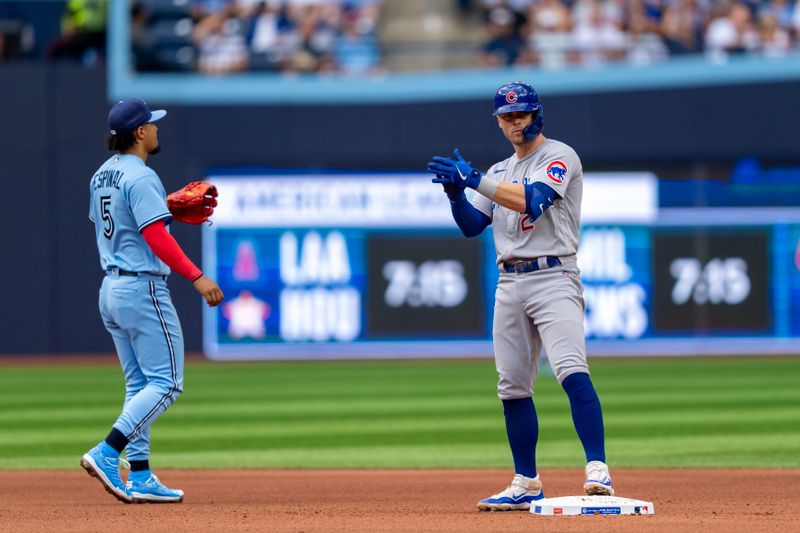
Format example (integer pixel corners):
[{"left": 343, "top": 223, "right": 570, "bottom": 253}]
[{"left": 88, "top": 154, "right": 173, "bottom": 275}]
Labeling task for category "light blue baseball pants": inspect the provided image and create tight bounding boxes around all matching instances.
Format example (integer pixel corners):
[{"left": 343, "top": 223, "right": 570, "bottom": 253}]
[{"left": 99, "top": 272, "right": 184, "bottom": 461}]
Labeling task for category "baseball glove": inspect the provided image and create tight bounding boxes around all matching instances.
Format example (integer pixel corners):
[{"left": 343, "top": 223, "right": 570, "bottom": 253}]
[{"left": 167, "top": 181, "right": 218, "bottom": 225}]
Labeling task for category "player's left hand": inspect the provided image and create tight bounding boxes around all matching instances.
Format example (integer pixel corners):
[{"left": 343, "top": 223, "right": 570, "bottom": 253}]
[
  {"left": 427, "top": 149, "right": 483, "bottom": 190},
  {"left": 193, "top": 274, "right": 224, "bottom": 307}
]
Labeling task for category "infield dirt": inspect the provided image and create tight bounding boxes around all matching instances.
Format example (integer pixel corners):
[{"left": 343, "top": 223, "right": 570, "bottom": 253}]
[{"left": 1, "top": 468, "right": 795, "bottom": 532}]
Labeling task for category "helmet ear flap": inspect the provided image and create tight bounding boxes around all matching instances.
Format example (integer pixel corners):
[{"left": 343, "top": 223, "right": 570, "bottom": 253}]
[{"left": 522, "top": 108, "right": 543, "bottom": 140}]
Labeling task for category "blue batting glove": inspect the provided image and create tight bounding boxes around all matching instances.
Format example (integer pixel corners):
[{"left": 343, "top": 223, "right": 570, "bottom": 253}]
[
  {"left": 429, "top": 166, "right": 467, "bottom": 199},
  {"left": 427, "top": 156, "right": 463, "bottom": 193},
  {"left": 433, "top": 174, "right": 466, "bottom": 201},
  {"left": 426, "top": 149, "right": 483, "bottom": 190}
]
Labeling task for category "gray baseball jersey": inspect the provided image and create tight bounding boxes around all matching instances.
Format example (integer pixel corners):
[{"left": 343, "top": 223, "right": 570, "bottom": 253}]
[
  {"left": 472, "top": 138, "right": 588, "bottom": 398},
  {"left": 470, "top": 138, "right": 583, "bottom": 263}
]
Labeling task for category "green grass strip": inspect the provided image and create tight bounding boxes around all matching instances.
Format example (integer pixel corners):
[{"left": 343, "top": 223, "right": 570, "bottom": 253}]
[{"left": 0, "top": 357, "right": 797, "bottom": 469}]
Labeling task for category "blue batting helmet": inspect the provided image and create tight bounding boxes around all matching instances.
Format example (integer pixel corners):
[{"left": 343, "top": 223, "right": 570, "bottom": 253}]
[{"left": 492, "top": 81, "right": 543, "bottom": 140}]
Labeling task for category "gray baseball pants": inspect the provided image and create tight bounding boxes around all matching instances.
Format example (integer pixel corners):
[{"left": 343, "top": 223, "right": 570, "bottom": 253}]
[{"left": 492, "top": 258, "right": 589, "bottom": 399}]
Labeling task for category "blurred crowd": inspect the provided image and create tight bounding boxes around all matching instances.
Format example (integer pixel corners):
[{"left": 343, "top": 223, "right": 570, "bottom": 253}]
[
  {"left": 476, "top": 0, "right": 800, "bottom": 68},
  {"left": 134, "top": 0, "right": 382, "bottom": 75},
  {"left": 2, "top": 0, "right": 800, "bottom": 73},
  {"left": 0, "top": 0, "right": 107, "bottom": 64},
  {"left": 0, "top": 0, "right": 381, "bottom": 75}
]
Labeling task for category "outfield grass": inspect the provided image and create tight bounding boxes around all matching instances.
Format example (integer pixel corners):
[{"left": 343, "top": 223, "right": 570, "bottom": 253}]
[{"left": 0, "top": 357, "right": 798, "bottom": 469}]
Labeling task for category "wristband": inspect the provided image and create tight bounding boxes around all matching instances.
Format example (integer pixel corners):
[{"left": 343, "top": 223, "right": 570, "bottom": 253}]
[{"left": 476, "top": 177, "right": 499, "bottom": 199}]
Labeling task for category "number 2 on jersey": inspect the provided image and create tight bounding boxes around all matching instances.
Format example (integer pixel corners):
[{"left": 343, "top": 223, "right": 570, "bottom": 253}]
[
  {"left": 100, "top": 195, "right": 115, "bottom": 239},
  {"left": 520, "top": 214, "right": 535, "bottom": 232}
]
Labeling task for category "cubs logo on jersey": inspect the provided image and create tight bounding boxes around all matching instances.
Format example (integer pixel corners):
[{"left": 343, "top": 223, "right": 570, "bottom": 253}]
[
  {"left": 506, "top": 91, "right": 518, "bottom": 103},
  {"left": 546, "top": 160, "right": 568, "bottom": 184}
]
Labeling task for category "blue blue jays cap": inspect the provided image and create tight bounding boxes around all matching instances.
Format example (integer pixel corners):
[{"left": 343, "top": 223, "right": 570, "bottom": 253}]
[{"left": 107, "top": 98, "right": 167, "bottom": 134}]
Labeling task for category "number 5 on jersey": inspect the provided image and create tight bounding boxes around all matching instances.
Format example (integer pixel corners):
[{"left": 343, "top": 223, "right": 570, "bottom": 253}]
[{"left": 100, "top": 195, "right": 115, "bottom": 239}]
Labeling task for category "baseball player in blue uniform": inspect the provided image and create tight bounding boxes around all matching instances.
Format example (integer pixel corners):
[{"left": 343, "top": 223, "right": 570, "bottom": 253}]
[
  {"left": 427, "top": 82, "right": 613, "bottom": 511},
  {"left": 82, "top": 98, "right": 223, "bottom": 503}
]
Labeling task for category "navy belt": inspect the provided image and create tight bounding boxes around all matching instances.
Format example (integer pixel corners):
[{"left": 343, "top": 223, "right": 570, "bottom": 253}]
[
  {"left": 107, "top": 267, "right": 166, "bottom": 281},
  {"left": 502, "top": 256, "right": 561, "bottom": 274}
]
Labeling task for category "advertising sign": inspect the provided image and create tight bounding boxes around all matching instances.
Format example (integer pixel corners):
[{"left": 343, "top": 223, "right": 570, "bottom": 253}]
[{"left": 203, "top": 171, "right": 800, "bottom": 358}]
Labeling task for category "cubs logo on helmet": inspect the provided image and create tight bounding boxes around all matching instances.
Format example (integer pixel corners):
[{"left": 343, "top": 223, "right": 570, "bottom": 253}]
[
  {"left": 506, "top": 91, "right": 518, "bottom": 104},
  {"left": 546, "top": 160, "right": 567, "bottom": 184}
]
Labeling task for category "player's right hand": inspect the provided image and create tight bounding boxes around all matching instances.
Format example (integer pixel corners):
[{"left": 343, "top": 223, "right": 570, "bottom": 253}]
[
  {"left": 435, "top": 174, "right": 465, "bottom": 201},
  {"left": 193, "top": 275, "right": 224, "bottom": 307},
  {"left": 426, "top": 149, "right": 483, "bottom": 190}
]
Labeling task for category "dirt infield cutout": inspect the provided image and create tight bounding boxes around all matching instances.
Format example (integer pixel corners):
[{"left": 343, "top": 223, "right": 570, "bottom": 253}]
[{"left": 0, "top": 468, "right": 796, "bottom": 532}]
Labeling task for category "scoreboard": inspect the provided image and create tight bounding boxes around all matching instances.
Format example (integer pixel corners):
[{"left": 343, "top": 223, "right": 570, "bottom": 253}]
[
  {"left": 652, "top": 230, "right": 769, "bottom": 332},
  {"left": 202, "top": 172, "right": 800, "bottom": 359}
]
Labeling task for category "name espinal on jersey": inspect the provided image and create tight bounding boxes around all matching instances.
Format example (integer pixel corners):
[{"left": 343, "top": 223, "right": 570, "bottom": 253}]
[{"left": 88, "top": 154, "right": 172, "bottom": 275}]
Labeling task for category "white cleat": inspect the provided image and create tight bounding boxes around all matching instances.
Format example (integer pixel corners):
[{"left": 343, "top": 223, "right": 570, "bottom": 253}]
[
  {"left": 583, "top": 460, "right": 614, "bottom": 496},
  {"left": 477, "top": 474, "right": 545, "bottom": 511}
]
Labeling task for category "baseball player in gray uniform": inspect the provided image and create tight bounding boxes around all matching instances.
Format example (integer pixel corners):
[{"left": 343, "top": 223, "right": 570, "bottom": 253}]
[{"left": 427, "top": 82, "right": 613, "bottom": 511}]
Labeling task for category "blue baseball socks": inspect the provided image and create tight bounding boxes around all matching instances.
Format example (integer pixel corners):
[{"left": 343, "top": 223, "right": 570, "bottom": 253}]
[
  {"left": 561, "top": 372, "right": 606, "bottom": 463},
  {"left": 502, "top": 397, "right": 539, "bottom": 478}
]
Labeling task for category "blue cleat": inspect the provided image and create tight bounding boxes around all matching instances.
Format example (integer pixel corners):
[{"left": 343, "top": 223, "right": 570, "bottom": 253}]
[
  {"left": 80, "top": 442, "right": 132, "bottom": 503},
  {"left": 477, "top": 474, "right": 545, "bottom": 511},
  {"left": 584, "top": 460, "right": 615, "bottom": 496},
  {"left": 127, "top": 473, "right": 184, "bottom": 503}
]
